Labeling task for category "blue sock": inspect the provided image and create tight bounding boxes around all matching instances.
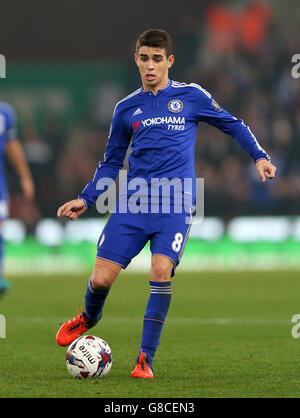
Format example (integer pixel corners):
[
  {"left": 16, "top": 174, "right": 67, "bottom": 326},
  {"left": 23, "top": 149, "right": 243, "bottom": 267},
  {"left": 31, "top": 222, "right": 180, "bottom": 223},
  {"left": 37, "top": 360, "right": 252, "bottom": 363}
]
[
  {"left": 138, "top": 281, "right": 172, "bottom": 367},
  {"left": 84, "top": 276, "right": 110, "bottom": 326}
]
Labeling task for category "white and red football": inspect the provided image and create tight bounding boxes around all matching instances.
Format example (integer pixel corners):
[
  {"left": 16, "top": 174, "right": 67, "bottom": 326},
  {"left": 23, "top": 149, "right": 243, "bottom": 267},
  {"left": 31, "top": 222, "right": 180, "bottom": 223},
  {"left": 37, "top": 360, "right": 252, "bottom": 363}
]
[{"left": 66, "top": 335, "right": 112, "bottom": 379}]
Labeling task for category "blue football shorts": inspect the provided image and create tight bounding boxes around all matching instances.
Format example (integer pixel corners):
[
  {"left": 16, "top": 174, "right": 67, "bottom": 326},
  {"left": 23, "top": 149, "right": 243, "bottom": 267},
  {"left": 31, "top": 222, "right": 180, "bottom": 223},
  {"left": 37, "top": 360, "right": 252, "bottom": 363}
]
[{"left": 96, "top": 209, "right": 193, "bottom": 277}]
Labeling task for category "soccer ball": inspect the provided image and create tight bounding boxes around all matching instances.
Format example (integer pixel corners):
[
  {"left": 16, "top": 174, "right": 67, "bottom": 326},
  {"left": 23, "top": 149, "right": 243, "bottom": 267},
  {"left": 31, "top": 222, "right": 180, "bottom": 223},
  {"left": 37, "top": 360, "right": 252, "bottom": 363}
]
[{"left": 66, "top": 335, "right": 112, "bottom": 379}]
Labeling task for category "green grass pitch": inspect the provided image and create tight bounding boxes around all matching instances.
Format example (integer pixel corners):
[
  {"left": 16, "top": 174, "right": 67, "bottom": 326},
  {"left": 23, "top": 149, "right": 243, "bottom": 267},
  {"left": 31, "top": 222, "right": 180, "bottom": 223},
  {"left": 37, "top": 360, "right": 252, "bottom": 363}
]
[{"left": 0, "top": 270, "right": 300, "bottom": 398}]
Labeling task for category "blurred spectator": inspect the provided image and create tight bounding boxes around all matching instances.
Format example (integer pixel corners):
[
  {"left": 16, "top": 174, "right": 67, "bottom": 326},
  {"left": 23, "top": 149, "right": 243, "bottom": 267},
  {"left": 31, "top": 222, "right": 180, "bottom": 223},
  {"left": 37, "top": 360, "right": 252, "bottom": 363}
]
[{"left": 203, "top": 1, "right": 273, "bottom": 58}]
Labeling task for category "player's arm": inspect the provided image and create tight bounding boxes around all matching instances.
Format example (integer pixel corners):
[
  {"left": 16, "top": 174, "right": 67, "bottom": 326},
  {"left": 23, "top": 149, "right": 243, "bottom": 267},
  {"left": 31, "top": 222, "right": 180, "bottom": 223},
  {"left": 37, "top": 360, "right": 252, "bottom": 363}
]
[
  {"left": 4, "top": 105, "right": 35, "bottom": 200},
  {"left": 58, "top": 103, "right": 132, "bottom": 220},
  {"left": 193, "top": 85, "right": 276, "bottom": 181},
  {"left": 5, "top": 139, "right": 35, "bottom": 200},
  {"left": 79, "top": 103, "right": 131, "bottom": 208}
]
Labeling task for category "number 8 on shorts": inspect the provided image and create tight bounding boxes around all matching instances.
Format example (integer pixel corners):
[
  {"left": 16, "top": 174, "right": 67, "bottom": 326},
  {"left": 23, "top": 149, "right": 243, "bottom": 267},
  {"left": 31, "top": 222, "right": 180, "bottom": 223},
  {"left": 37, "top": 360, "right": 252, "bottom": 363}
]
[{"left": 172, "top": 233, "right": 183, "bottom": 253}]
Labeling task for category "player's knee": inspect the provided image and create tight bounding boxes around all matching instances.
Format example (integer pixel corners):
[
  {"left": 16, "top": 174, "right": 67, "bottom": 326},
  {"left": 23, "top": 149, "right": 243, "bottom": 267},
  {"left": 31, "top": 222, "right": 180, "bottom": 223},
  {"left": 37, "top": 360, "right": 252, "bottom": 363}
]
[
  {"left": 150, "top": 264, "right": 171, "bottom": 282},
  {"left": 91, "top": 268, "right": 115, "bottom": 290},
  {"left": 91, "top": 258, "right": 121, "bottom": 290}
]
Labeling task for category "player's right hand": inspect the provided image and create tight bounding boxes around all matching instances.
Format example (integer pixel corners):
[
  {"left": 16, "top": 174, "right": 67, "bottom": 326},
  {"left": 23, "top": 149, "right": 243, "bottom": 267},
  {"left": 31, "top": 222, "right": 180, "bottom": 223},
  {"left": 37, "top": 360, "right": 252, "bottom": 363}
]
[{"left": 57, "top": 198, "right": 87, "bottom": 221}]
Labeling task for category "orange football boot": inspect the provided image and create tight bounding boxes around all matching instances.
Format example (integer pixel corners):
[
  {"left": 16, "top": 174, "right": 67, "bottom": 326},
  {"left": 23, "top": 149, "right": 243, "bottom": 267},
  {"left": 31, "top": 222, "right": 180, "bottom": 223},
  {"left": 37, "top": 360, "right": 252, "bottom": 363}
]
[
  {"left": 56, "top": 308, "right": 90, "bottom": 347},
  {"left": 130, "top": 351, "right": 154, "bottom": 379}
]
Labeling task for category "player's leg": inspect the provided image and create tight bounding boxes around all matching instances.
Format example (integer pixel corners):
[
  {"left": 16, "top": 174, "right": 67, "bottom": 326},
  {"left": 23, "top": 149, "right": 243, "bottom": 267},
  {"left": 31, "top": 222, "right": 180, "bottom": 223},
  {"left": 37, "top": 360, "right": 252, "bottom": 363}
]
[
  {"left": 141, "top": 254, "right": 173, "bottom": 364},
  {"left": 0, "top": 196, "right": 10, "bottom": 297},
  {"left": 56, "top": 258, "right": 122, "bottom": 347},
  {"left": 131, "top": 211, "right": 193, "bottom": 378},
  {"left": 56, "top": 210, "right": 148, "bottom": 346},
  {"left": 131, "top": 254, "right": 173, "bottom": 378},
  {"left": 0, "top": 221, "right": 9, "bottom": 296},
  {"left": 86, "top": 210, "right": 147, "bottom": 327},
  {"left": 84, "top": 257, "right": 122, "bottom": 326}
]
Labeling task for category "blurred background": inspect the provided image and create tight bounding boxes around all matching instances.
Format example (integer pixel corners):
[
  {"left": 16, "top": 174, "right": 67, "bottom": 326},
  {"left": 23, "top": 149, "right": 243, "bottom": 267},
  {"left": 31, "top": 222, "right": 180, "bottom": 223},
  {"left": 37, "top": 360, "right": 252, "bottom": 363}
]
[{"left": 0, "top": 0, "right": 299, "bottom": 274}]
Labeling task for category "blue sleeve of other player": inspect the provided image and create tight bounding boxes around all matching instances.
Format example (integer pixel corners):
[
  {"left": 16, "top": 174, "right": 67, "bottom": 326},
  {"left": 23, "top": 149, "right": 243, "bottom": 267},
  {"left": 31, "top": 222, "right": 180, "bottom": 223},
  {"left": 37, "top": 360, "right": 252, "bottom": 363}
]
[
  {"left": 0, "top": 103, "right": 18, "bottom": 142},
  {"left": 193, "top": 85, "right": 270, "bottom": 163},
  {"left": 79, "top": 103, "right": 132, "bottom": 209}
]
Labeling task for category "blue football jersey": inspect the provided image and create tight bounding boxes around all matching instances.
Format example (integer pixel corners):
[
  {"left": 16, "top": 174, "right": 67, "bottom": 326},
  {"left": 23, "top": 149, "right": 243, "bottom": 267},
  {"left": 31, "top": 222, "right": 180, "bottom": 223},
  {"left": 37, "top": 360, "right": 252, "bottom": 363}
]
[
  {"left": 0, "top": 102, "right": 18, "bottom": 217},
  {"left": 0, "top": 102, "right": 18, "bottom": 173},
  {"left": 80, "top": 80, "right": 270, "bottom": 209}
]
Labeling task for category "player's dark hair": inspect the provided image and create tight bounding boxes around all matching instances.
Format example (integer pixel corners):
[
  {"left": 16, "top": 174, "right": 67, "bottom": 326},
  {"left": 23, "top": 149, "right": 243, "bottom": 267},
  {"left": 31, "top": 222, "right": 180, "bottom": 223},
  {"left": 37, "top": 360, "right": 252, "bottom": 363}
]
[{"left": 136, "top": 29, "right": 173, "bottom": 57}]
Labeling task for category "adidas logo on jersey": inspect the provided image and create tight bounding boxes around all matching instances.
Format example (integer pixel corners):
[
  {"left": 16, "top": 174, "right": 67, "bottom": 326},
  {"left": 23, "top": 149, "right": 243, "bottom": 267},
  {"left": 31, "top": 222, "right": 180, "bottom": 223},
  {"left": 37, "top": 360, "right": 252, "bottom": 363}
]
[{"left": 133, "top": 108, "right": 143, "bottom": 116}]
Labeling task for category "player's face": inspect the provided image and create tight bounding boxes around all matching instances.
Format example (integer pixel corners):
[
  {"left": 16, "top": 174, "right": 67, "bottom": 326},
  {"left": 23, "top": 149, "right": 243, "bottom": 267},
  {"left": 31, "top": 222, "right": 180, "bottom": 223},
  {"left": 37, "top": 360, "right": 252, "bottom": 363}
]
[{"left": 135, "top": 46, "right": 174, "bottom": 93}]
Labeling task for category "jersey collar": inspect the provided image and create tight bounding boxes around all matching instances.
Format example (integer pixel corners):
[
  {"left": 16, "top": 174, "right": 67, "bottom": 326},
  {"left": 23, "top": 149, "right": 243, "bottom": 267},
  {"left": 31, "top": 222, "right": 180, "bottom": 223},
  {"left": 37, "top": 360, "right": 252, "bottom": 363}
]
[{"left": 140, "top": 79, "right": 172, "bottom": 95}]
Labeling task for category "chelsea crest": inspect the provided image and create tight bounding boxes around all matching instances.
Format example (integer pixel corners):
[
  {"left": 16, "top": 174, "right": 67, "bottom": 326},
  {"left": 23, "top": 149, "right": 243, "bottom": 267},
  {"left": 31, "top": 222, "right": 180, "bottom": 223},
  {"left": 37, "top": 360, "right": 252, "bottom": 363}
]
[{"left": 168, "top": 99, "right": 183, "bottom": 113}]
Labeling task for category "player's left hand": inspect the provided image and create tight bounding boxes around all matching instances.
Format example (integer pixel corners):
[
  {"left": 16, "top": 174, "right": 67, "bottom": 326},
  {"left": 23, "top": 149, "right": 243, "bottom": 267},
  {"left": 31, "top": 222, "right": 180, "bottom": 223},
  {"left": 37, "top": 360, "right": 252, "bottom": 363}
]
[{"left": 255, "top": 159, "right": 276, "bottom": 182}]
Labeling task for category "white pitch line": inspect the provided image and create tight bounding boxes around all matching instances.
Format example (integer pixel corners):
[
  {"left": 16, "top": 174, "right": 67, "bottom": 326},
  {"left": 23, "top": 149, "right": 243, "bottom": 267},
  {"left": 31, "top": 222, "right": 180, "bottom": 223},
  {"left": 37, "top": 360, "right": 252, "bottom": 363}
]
[{"left": 8, "top": 316, "right": 290, "bottom": 326}]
